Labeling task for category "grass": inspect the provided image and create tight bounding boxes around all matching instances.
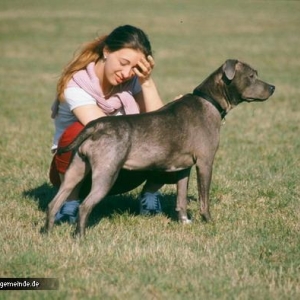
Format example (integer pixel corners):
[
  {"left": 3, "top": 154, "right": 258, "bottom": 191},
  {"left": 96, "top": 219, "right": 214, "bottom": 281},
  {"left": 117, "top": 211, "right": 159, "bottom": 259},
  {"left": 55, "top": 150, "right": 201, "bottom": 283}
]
[{"left": 0, "top": 0, "right": 300, "bottom": 299}]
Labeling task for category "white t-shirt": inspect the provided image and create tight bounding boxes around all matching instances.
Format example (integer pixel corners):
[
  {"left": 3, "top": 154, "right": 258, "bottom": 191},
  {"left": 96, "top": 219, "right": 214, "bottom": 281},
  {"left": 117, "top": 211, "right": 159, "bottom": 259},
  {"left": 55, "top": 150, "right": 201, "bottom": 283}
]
[{"left": 52, "top": 83, "right": 141, "bottom": 150}]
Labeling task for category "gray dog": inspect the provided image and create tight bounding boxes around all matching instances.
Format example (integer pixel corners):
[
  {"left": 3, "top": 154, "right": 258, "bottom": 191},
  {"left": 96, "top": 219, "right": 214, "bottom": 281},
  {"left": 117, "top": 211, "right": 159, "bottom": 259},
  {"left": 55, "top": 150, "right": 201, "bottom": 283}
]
[{"left": 45, "top": 59, "right": 275, "bottom": 236}]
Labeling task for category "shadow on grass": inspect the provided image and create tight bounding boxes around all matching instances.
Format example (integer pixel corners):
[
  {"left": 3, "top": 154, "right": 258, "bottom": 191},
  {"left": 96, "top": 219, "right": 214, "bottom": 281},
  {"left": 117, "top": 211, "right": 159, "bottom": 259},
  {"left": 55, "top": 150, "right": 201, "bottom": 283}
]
[
  {"left": 87, "top": 192, "right": 180, "bottom": 227},
  {"left": 23, "top": 183, "right": 182, "bottom": 229},
  {"left": 23, "top": 182, "right": 58, "bottom": 211}
]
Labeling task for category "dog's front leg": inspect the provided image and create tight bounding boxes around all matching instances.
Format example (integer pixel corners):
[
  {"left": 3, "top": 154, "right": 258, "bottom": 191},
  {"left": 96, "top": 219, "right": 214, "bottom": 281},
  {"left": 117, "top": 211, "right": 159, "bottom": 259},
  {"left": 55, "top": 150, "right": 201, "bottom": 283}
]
[
  {"left": 176, "top": 168, "right": 192, "bottom": 224},
  {"left": 196, "top": 161, "right": 213, "bottom": 222}
]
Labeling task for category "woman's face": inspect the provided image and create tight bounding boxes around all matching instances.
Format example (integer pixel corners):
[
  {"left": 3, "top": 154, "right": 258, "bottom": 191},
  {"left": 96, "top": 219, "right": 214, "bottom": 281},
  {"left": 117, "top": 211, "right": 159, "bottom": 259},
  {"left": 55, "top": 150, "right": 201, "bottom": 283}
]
[{"left": 103, "top": 47, "right": 145, "bottom": 85}]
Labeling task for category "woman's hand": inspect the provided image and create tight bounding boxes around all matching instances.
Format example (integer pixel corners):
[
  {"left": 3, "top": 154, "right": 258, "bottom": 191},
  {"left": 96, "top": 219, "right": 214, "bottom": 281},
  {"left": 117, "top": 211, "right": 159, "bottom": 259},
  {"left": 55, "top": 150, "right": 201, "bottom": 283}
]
[
  {"left": 173, "top": 94, "right": 183, "bottom": 101},
  {"left": 133, "top": 55, "right": 164, "bottom": 113},
  {"left": 133, "top": 55, "right": 155, "bottom": 84}
]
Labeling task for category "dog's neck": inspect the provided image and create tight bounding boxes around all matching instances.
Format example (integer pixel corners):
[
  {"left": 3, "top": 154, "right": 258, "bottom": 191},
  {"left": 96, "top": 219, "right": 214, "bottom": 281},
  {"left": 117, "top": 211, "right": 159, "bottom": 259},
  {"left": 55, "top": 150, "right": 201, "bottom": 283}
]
[{"left": 192, "top": 90, "right": 227, "bottom": 119}]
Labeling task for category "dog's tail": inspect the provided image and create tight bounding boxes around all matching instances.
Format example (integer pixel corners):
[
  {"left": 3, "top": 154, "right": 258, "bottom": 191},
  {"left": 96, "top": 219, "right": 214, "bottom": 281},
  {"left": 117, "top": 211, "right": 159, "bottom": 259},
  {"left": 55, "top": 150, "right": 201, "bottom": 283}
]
[{"left": 57, "top": 122, "right": 97, "bottom": 155}]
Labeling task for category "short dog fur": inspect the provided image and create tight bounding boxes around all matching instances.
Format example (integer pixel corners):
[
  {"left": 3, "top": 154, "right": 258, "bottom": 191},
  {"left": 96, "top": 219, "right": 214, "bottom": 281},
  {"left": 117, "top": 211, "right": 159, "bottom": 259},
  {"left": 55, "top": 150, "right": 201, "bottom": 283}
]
[{"left": 45, "top": 59, "right": 275, "bottom": 236}]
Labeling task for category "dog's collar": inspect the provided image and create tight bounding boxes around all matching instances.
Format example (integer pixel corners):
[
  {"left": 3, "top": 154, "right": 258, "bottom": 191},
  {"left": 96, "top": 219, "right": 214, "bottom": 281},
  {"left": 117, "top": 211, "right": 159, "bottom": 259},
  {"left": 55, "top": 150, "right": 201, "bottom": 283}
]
[{"left": 193, "top": 90, "right": 227, "bottom": 119}]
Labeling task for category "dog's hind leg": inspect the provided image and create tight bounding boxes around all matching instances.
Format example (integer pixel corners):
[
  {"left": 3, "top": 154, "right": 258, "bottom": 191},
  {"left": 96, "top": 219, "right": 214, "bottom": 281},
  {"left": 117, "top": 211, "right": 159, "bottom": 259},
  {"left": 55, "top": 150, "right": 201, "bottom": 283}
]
[
  {"left": 176, "top": 168, "right": 192, "bottom": 224},
  {"left": 45, "top": 153, "right": 90, "bottom": 232},
  {"left": 75, "top": 165, "right": 122, "bottom": 237}
]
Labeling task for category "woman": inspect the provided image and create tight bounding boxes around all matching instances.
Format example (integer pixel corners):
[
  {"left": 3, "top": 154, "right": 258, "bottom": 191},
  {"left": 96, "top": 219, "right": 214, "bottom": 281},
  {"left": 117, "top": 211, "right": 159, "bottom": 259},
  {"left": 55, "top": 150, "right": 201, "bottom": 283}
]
[{"left": 50, "top": 25, "right": 176, "bottom": 223}]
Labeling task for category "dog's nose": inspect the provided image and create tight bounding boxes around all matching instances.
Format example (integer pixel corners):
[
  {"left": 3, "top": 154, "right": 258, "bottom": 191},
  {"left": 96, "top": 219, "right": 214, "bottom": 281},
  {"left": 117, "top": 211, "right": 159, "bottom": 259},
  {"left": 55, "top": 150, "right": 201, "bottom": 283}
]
[{"left": 269, "top": 85, "right": 275, "bottom": 94}]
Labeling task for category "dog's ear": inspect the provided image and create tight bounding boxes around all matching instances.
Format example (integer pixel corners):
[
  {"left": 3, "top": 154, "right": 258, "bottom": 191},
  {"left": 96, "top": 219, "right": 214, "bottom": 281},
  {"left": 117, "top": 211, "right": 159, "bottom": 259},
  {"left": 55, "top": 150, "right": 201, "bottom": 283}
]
[{"left": 223, "top": 59, "right": 238, "bottom": 80}]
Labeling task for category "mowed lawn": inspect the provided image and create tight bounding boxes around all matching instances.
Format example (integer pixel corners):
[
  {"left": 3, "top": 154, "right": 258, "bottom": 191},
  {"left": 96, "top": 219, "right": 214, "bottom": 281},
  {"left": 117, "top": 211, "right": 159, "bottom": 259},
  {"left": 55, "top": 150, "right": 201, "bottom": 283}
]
[{"left": 0, "top": 0, "right": 299, "bottom": 299}]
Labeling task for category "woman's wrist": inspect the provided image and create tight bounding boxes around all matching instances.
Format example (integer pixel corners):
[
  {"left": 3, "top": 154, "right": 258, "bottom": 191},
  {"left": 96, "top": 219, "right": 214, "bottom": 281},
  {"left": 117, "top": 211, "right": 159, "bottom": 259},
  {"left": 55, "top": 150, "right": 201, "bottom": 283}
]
[{"left": 139, "top": 76, "right": 154, "bottom": 88}]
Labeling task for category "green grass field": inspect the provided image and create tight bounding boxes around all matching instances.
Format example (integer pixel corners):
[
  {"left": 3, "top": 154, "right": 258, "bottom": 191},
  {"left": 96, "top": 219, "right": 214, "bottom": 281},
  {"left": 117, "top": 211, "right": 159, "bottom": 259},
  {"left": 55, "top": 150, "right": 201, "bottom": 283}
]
[{"left": 1, "top": 0, "right": 299, "bottom": 299}]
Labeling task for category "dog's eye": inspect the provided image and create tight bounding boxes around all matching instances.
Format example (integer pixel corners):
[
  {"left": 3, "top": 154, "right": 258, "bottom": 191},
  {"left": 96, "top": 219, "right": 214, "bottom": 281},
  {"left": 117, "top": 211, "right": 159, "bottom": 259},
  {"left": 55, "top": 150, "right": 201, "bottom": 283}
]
[{"left": 249, "top": 74, "right": 255, "bottom": 79}]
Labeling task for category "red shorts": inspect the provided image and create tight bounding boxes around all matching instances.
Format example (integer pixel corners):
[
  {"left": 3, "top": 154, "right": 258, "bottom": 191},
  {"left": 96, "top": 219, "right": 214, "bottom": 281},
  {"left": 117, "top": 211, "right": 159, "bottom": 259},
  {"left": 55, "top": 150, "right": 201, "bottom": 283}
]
[{"left": 49, "top": 122, "right": 84, "bottom": 187}]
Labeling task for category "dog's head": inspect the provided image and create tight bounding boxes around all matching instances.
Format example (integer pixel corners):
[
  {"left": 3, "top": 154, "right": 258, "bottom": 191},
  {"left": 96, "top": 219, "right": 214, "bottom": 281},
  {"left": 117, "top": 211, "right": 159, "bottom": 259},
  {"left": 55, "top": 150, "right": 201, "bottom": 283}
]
[{"left": 222, "top": 59, "right": 275, "bottom": 105}]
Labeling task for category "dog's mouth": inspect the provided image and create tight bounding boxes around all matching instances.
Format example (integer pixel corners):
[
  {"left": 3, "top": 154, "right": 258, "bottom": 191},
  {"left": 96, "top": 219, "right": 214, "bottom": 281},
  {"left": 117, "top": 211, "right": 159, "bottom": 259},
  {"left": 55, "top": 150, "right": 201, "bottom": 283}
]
[
  {"left": 242, "top": 85, "right": 275, "bottom": 103},
  {"left": 244, "top": 97, "right": 269, "bottom": 102}
]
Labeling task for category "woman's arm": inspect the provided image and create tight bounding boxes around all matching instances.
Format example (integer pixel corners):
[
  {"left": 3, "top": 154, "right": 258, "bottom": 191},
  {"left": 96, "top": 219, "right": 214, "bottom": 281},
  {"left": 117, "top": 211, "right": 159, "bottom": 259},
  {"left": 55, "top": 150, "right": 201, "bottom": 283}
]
[
  {"left": 73, "top": 105, "right": 106, "bottom": 125},
  {"left": 133, "top": 55, "right": 164, "bottom": 113},
  {"left": 134, "top": 77, "right": 163, "bottom": 113}
]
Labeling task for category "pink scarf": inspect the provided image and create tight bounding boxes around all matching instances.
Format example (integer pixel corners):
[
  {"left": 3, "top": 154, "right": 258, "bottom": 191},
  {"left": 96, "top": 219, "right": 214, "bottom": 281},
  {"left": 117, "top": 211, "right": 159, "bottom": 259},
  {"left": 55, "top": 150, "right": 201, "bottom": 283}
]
[{"left": 68, "top": 62, "right": 140, "bottom": 115}]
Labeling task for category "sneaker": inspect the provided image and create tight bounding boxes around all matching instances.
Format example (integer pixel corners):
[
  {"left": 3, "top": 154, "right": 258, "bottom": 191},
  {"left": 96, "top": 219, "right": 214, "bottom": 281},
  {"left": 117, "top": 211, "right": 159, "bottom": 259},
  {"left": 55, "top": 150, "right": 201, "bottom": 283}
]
[
  {"left": 139, "top": 192, "right": 162, "bottom": 215},
  {"left": 54, "top": 200, "right": 80, "bottom": 224}
]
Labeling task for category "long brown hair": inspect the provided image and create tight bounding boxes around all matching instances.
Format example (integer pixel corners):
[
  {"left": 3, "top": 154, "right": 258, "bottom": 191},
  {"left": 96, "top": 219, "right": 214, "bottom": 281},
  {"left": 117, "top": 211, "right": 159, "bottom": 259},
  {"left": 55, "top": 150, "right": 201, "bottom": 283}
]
[{"left": 56, "top": 25, "right": 152, "bottom": 101}]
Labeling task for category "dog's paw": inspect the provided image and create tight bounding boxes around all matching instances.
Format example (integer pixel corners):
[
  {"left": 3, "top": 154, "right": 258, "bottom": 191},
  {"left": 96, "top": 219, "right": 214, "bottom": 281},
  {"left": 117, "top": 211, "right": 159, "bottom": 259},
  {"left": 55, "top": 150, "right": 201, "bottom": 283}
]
[
  {"left": 181, "top": 216, "right": 192, "bottom": 224},
  {"left": 200, "top": 212, "right": 212, "bottom": 223}
]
